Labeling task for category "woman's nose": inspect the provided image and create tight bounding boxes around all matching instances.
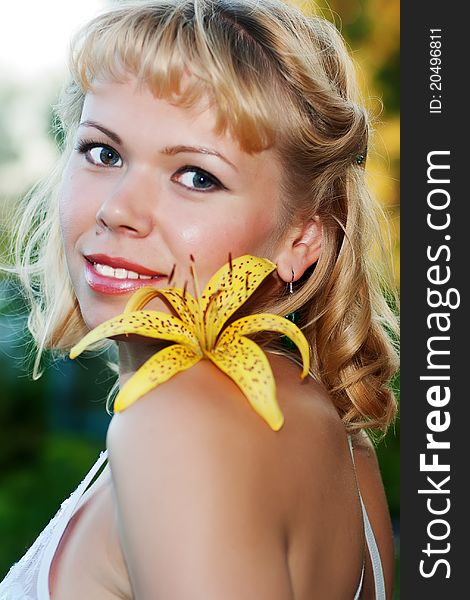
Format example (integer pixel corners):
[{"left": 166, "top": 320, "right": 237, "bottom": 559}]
[{"left": 95, "top": 171, "right": 154, "bottom": 237}]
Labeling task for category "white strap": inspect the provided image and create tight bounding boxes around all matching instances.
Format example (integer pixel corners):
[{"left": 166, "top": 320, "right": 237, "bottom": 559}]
[
  {"left": 37, "top": 449, "right": 109, "bottom": 599},
  {"left": 348, "top": 436, "right": 386, "bottom": 600},
  {"left": 353, "top": 561, "right": 365, "bottom": 600},
  {"left": 360, "top": 494, "right": 386, "bottom": 599}
]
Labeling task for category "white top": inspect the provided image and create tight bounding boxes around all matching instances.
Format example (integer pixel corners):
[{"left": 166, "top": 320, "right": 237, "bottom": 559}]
[{"left": 0, "top": 442, "right": 385, "bottom": 600}]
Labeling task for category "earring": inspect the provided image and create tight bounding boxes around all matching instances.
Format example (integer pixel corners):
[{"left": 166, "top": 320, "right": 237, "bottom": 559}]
[
  {"left": 283, "top": 270, "right": 297, "bottom": 351},
  {"left": 286, "top": 269, "right": 296, "bottom": 323}
]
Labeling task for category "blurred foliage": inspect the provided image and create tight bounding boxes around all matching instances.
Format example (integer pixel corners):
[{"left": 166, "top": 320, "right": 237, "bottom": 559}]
[{"left": 0, "top": 0, "right": 400, "bottom": 593}]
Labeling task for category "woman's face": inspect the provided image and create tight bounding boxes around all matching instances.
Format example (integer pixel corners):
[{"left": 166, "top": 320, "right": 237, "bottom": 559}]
[{"left": 59, "top": 75, "right": 287, "bottom": 330}]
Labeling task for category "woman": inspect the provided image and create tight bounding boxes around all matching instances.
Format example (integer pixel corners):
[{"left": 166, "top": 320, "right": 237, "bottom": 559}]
[{"left": 1, "top": 0, "right": 398, "bottom": 598}]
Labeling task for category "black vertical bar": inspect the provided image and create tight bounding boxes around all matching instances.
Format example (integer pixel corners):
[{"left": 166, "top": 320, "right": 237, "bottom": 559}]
[{"left": 401, "top": 3, "right": 467, "bottom": 597}]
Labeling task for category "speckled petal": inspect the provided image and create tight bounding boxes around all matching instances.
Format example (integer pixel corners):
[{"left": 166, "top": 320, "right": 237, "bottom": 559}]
[
  {"left": 123, "top": 286, "right": 198, "bottom": 329},
  {"left": 114, "top": 344, "right": 201, "bottom": 412},
  {"left": 69, "top": 311, "right": 200, "bottom": 359},
  {"left": 200, "top": 255, "right": 276, "bottom": 348},
  {"left": 221, "top": 314, "right": 310, "bottom": 378},
  {"left": 156, "top": 288, "right": 199, "bottom": 330},
  {"left": 208, "top": 334, "right": 284, "bottom": 431}
]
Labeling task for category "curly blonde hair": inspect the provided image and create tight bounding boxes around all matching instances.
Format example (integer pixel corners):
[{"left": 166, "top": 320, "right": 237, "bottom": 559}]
[{"left": 10, "top": 0, "right": 398, "bottom": 433}]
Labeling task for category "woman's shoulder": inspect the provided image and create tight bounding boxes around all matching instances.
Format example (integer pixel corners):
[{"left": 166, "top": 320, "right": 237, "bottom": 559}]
[
  {"left": 107, "top": 354, "right": 348, "bottom": 483},
  {"left": 107, "top": 357, "right": 296, "bottom": 454},
  {"left": 106, "top": 354, "right": 357, "bottom": 532},
  {"left": 106, "top": 358, "right": 322, "bottom": 597},
  {"left": 106, "top": 359, "right": 298, "bottom": 531}
]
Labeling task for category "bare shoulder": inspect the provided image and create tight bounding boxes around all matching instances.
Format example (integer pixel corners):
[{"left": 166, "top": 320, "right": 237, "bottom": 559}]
[
  {"left": 106, "top": 357, "right": 315, "bottom": 532},
  {"left": 106, "top": 358, "right": 296, "bottom": 483},
  {"left": 106, "top": 360, "right": 300, "bottom": 598},
  {"left": 107, "top": 353, "right": 353, "bottom": 517},
  {"left": 106, "top": 357, "right": 288, "bottom": 514}
]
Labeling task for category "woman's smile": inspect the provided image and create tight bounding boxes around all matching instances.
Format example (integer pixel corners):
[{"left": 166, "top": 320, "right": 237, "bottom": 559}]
[{"left": 83, "top": 253, "right": 168, "bottom": 295}]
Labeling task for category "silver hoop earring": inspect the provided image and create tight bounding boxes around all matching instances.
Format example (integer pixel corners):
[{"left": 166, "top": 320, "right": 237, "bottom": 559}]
[
  {"left": 288, "top": 269, "right": 294, "bottom": 295},
  {"left": 283, "top": 269, "right": 297, "bottom": 350},
  {"left": 286, "top": 269, "right": 296, "bottom": 323}
]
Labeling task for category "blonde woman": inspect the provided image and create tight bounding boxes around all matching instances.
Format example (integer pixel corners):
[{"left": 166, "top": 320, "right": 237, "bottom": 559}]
[{"left": 1, "top": 0, "right": 398, "bottom": 598}]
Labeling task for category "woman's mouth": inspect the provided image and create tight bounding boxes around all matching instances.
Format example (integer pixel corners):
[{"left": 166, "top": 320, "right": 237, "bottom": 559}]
[
  {"left": 83, "top": 254, "right": 166, "bottom": 295},
  {"left": 93, "top": 261, "right": 154, "bottom": 280}
]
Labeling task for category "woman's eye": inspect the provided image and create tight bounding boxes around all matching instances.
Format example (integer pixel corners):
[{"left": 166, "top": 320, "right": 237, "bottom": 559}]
[
  {"left": 89, "top": 146, "right": 122, "bottom": 167},
  {"left": 76, "top": 140, "right": 122, "bottom": 167},
  {"left": 173, "top": 167, "right": 223, "bottom": 192}
]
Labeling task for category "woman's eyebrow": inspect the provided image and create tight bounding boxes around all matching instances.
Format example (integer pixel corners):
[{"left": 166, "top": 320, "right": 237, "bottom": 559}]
[
  {"left": 160, "top": 145, "right": 238, "bottom": 172},
  {"left": 79, "top": 120, "right": 122, "bottom": 145}
]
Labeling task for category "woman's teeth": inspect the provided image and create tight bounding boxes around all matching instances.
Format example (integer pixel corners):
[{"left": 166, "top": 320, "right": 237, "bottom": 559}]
[{"left": 93, "top": 262, "right": 155, "bottom": 280}]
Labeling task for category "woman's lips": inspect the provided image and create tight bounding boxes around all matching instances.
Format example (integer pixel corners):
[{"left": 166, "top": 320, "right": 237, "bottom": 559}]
[
  {"left": 85, "top": 253, "right": 163, "bottom": 276},
  {"left": 84, "top": 256, "right": 166, "bottom": 295}
]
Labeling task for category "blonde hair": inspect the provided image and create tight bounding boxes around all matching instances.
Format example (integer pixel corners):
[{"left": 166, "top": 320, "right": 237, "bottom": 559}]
[{"left": 10, "top": 0, "right": 398, "bottom": 433}]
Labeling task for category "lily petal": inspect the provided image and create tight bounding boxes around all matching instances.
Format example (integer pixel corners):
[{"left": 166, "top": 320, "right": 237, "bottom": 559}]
[
  {"left": 208, "top": 334, "right": 284, "bottom": 431},
  {"left": 114, "top": 344, "right": 201, "bottom": 412},
  {"left": 123, "top": 287, "right": 161, "bottom": 312},
  {"left": 70, "top": 311, "right": 200, "bottom": 359},
  {"left": 200, "top": 255, "right": 276, "bottom": 348},
  {"left": 124, "top": 286, "right": 198, "bottom": 329},
  {"left": 220, "top": 314, "right": 310, "bottom": 378},
  {"left": 156, "top": 288, "right": 199, "bottom": 330}
]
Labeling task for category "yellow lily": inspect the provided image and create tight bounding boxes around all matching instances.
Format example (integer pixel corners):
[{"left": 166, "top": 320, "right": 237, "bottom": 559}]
[{"left": 70, "top": 255, "right": 310, "bottom": 431}]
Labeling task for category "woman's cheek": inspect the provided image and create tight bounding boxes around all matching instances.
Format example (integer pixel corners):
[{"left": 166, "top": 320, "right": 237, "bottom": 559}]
[
  {"left": 58, "top": 170, "right": 83, "bottom": 239},
  {"left": 178, "top": 223, "right": 204, "bottom": 247},
  {"left": 59, "top": 199, "right": 76, "bottom": 243},
  {"left": 172, "top": 220, "right": 246, "bottom": 289}
]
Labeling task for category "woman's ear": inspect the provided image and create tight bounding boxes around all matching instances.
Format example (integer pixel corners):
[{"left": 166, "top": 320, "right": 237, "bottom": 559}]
[{"left": 275, "top": 216, "right": 322, "bottom": 283}]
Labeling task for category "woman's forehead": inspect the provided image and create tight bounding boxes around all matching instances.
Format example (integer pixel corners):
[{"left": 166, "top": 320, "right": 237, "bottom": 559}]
[
  {"left": 80, "top": 74, "right": 278, "bottom": 158},
  {"left": 81, "top": 77, "right": 223, "bottom": 140}
]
